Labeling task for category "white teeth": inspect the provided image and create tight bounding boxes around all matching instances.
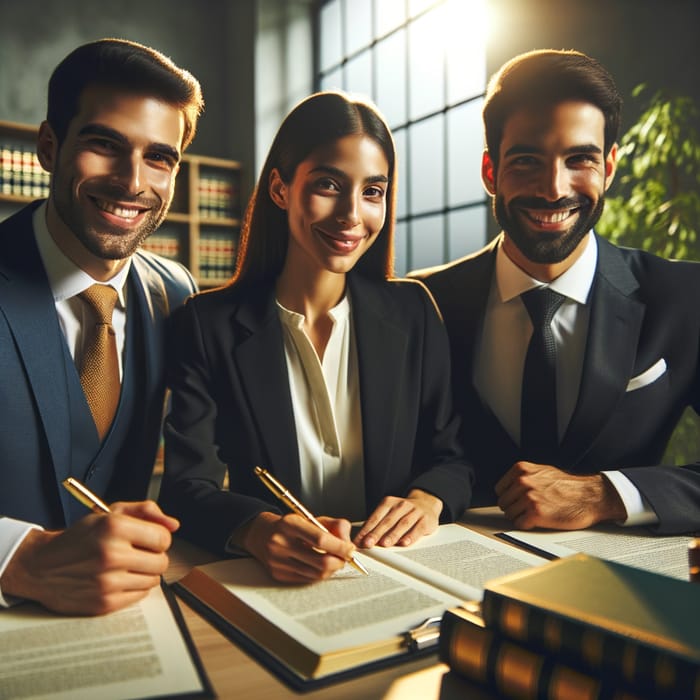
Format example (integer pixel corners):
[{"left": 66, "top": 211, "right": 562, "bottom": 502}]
[
  {"left": 529, "top": 210, "right": 573, "bottom": 224},
  {"left": 95, "top": 199, "right": 142, "bottom": 219}
]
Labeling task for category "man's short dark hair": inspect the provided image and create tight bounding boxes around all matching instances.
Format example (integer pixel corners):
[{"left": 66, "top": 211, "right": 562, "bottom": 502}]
[
  {"left": 47, "top": 38, "right": 204, "bottom": 150},
  {"left": 483, "top": 49, "right": 622, "bottom": 168}
]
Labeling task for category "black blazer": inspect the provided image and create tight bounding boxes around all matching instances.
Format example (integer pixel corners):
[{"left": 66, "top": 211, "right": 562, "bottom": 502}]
[
  {"left": 412, "top": 234, "right": 700, "bottom": 534},
  {"left": 0, "top": 201, "right": 197, "bottom": 527},
  {"left": 160, "top": 273, "right": 474, "bottom": 553}
]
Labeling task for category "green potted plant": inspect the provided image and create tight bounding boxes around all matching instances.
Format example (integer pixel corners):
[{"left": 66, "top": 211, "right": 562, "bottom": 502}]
[{"left": 597, "top": 85, "right": 700, "bottom": 463}]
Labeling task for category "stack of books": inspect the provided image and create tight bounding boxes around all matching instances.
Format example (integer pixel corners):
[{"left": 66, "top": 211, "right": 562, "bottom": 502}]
[
  {"left": 0, "top": 142, "right": 50, "bottom": 198},
  {"left": 440, "top": 553, "right": 700, "bottom": 700}
]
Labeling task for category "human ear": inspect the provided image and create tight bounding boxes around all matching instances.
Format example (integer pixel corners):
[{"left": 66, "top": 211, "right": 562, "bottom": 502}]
[
  {"left": 603, "top": 143, "right": 618, "bottom": 191},
  {"left": 37, "top": 121, "right": 58, "bottom": 173},
  {"left": 481, "top": 150, "right": 496, "bottom": 195},
  {"left": 268, "top": 168, "right": 288, "bottom": 210}
]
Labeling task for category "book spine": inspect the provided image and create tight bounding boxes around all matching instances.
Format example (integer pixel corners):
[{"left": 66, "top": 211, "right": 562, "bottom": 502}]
[
  {"left": 481, "top": 592, "right": 700, "bottom": 699},
  {"left": 439, "top": 609, "right": 642, "bottom": 700}
]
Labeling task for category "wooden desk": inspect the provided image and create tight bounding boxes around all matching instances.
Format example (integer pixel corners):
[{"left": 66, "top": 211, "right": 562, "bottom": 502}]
[{"left": 164, "top": 509, "right": 506, "bottom": 699}]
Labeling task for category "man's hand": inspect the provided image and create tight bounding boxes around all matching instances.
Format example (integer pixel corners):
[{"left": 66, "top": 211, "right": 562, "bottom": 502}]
[
  {"left": 354, "top": 489, "right": 442, "bottom": 548},
  {"left": 241, "top": 512, "right": 355, "bottom": 583},
  {"left": 0, "top": 501, "right": 179, "bottom": 615},
  {"left": 495, "top": 462, "right": 627, "bottom": 530}
]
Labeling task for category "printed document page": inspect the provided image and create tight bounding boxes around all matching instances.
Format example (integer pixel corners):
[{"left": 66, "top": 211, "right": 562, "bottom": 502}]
[
  {"left": 500, "top": 527, "right": 695, "bottom": 580},
  {"left": 0, "top": 584, "right": 207, "bottom": 700},
  {"left": 366, "top": 523, "right": 548, "bottom": 601}
]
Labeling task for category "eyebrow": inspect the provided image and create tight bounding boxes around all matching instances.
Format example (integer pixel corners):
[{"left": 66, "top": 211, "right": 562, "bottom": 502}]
[
  {"left": 503, "top": 143, "right": 603, "bottom": 158},
  {"left": 77, "top": 124, "right": 181, "bottom": 163},
  {"left": 309, "top": 164, "right": 389, "bottom": 184}
]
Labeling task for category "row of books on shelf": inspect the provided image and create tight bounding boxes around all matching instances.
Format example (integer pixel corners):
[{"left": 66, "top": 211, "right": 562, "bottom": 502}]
[
  {"left": 141, "top": 231, "right": 236, "bottom": 281},
  {"left": 0, "top": 143, "right": 50, "bottom": 199},
  {"left": 198, "top": 175, "right": 240, "bottom": 220}
]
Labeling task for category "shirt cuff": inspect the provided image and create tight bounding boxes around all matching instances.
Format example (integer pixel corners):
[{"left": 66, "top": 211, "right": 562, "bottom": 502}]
[
  {"left": 601, "top": 471, "right": 659, "bottom": 526},
  {"left": 0, "top": 518, "right": 43, "bottom": 607}
]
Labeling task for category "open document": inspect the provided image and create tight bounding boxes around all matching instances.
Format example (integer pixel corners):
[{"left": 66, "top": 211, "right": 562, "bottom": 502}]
[
  {"left": 0, "top": 582, "right": 211, "bottom": 700},
  {"left": 499, "top": 526, "right": 696, "bottom": 580},
  {"left": 173, "top": 523, "right": 546, "bottom": 688}
]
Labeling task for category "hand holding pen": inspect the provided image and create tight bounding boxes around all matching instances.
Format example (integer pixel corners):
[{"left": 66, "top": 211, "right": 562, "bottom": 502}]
[{"left": 240, "top": 466, "right": 368, "bottom": 582}]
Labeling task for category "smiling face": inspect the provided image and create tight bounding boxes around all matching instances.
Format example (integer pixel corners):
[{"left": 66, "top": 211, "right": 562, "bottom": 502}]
[
  {"left": 483, "top": 100, "right": 616, "bottom": 279},
  {"left": 269, "top": 133, "right": 389, "bottom": 280},
  {"left": 38, "top": 84, "right": 184, "bottom": 279}
]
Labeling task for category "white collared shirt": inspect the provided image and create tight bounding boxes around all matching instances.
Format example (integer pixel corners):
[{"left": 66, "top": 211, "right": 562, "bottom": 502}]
[
  {"left": 277, "top": 294, "right": 366, "bottom": 522},
  {"left": 0, "top": 203, "right": 132, "bottom": 606},
  {"left": 474, "top": 232, "right": 656, "bottom": 526}
]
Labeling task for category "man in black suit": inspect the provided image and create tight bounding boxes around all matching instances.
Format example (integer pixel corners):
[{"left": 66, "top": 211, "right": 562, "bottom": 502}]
[
  {"left": 412, "top": 49, "right": 700, "bottom": 534},
  {"left": 0, "top": 39, "right": 202, "bottom": 613}
]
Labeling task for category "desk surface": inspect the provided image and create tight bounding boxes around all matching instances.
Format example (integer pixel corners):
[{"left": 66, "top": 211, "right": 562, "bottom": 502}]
[{"left": 165, "top": 508, "right": 507, "bottom": 699}]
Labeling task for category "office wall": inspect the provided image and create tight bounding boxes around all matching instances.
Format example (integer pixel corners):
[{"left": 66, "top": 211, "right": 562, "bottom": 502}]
[{"left": 0, "top": 0, "right": 256, "bottom": 190}]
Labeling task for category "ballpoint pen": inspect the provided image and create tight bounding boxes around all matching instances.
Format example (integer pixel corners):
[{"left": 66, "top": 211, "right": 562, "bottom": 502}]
[
  {"left": 254, "top": 466, "right": 369, "bottom": 576},
  {"left": 62, "top": 477, "right": 111, "bottom": 513}
]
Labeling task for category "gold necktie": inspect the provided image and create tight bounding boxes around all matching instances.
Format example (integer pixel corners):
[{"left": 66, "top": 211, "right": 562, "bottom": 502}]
[{"left": 79, "top": 284, "right": 121, "bottom": 440}]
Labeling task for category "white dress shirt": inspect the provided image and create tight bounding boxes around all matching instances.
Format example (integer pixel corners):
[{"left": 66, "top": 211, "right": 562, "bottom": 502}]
[
  {"left": 473, "top": 232, "right": 657, "bottom": 526},
  {"left": 277, "top": 294, "right": 366, "bottom": 522},
  {"left": 0, "top": 203, "right": 131, "bottom": 606}
]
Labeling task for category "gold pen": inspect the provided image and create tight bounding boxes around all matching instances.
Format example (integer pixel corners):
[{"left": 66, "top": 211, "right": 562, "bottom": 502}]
[
  {"left": 254, "top": 466, "right": 369, "bottom": 576},
  {"left": 62, "top": 477, "right": 111, "bottom": 514}
]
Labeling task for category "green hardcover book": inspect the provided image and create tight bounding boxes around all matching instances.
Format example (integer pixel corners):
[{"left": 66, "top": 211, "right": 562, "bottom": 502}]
[{"left": 480, "top": 553, "right": 700, "bottom": 699}]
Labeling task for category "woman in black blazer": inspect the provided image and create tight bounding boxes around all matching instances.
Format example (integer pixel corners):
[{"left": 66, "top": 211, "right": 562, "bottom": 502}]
[{"left": 160, "top": 91, "right": 473, "bottom": 583}]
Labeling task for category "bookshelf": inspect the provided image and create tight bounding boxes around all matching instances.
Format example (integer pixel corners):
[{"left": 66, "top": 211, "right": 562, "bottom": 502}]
[{"left": 0, "top": 119, "right": 242, "bottom": 288}]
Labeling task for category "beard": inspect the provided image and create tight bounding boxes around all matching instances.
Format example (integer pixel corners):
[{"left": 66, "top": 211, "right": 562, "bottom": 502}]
[
  {"left": 52, "top": 181, "right": 168, "bottom": 261},
  {"left": 494, "top": 193, "right": 605, "bottom": 265}
]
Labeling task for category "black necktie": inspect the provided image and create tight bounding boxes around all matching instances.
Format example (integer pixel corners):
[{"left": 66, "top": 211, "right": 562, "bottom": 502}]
[{"left": 520, "top": 287, "right": 565, "bottom": 461}]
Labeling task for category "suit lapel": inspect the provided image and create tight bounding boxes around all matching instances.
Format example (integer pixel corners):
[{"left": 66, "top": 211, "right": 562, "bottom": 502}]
[
  {"left": 232, "top": 290, "right": 302, "bottom": 492},
  {"left": 560, "top": 236, "right": 644, "bottom": 466},
  {"left": 0, "top": 206, "right": 72, "bottom": 509},
  {"left": 349, "top": 275, "right": 410, "bottom": 505}
]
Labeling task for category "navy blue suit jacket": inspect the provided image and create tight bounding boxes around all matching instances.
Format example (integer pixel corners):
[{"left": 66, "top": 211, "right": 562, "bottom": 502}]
[
  {"left": 160, "top": 274, "right": 474, "bottom": 553},
  {"left": 412, "top": 234, "right": 700, "bottom": 533},
  {"left": 0, "top": 201, "right": 197, "bottom": 527}
]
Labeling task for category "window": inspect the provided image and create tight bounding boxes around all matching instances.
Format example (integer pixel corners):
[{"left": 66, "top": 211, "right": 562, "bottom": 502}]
[{"left": 316, "top": 0, "right": 489, "bottom": 274}]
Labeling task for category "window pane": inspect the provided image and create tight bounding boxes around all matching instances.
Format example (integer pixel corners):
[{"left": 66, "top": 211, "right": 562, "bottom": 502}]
[
  {"left": 320, "top": 67, "right": 344, "bottom": 91},
  {"left": 447, "top": 98, "right": 485, "bottom": 207},
  {"left": 345, "top": 50, "right": 372, "bottom": 97},
  {"left": 446, "top": 0, "right": 487, "bottom": 102},
  {"left": 375, "top": 0, "right": 406, "bottom": 36},
  {"left": 393, "top": 128, "right": 408, "bottom": 220},
  {"left": 394, "top": 220, "right": 408, "bottom": 276},
  {"left": 375, "top": 30, "right": 406, "bottom": 128},
  {"left": 408, "top": 114, "right": 444, "bottom": 215},
  {"left": 344, "top": 0, "right": 372, "bottom": 55},
  {"left": 319, "top": 0, "right": 342, "bottom": 71},
  {"left": 447, "top": 206, "right": 488, "bottom": 260},
  {"left": 409, "top": 0, "right": 439, "bottom": 18},
  {"left": 410, "top": 214, "right": 445, "bottom": 270},
  {"left": 408, "top": 6, "right": 445, "bottom": 120}
]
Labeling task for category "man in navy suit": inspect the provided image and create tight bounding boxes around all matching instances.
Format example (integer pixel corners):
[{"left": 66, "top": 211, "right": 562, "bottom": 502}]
[
  {"left": 0, "top": 39, "right": 202, "bottom": 613},
  {"left": 412, "top": 49, "right": 700, "bottom": 534}
]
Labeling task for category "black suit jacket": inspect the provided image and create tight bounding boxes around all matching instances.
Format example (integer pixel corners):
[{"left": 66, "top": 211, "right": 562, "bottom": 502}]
[
  {"left": 412, "top": 234, "right": 700, "bottom": 533},
  {"left": 160, "top": 273, "right": 474, "bottom": 553},
  {"left": 0, "top": 201, "right": 197, "bottom": 527}
]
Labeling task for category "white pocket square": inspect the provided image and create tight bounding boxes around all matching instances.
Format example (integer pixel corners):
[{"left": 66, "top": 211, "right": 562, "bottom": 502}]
[{"left": 626, "top": 358, "right": 667, "bottom": 392}]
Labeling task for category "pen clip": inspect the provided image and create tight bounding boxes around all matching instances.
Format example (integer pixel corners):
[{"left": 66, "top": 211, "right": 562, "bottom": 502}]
[{"left": 404, "top": 615, "right": 442, "bottom": 651}]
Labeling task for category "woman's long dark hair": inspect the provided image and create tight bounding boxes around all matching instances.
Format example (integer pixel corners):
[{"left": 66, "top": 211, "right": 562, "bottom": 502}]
[{"left": 230, "top": 91, "right": 397, "bottom": 289}]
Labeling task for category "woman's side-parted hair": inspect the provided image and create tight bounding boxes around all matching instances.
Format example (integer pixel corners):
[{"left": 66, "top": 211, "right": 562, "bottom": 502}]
[
  {"left": 483, "top": 49, "right": 622, "bottom": 170},
  {"left": 47, "top": 38, "right": 204, "bottom": 151},
  {"left": 231, "top": 91, "right": 397, "bottom": 288}
]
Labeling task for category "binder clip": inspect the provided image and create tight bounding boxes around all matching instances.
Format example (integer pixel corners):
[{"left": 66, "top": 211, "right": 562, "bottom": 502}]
[{"left": 404, "top": 616, "right": 442, "bottom": 651}]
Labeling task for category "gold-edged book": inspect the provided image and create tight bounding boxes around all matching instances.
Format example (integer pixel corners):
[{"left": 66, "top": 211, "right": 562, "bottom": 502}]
[{"left": 173, "top": 523, "right": 547, "bottom": 689}]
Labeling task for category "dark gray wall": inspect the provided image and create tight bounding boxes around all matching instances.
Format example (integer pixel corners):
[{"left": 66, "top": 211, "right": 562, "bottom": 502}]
[{"left": 0, "top": 0, "right": 256, "bottom": 193}]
